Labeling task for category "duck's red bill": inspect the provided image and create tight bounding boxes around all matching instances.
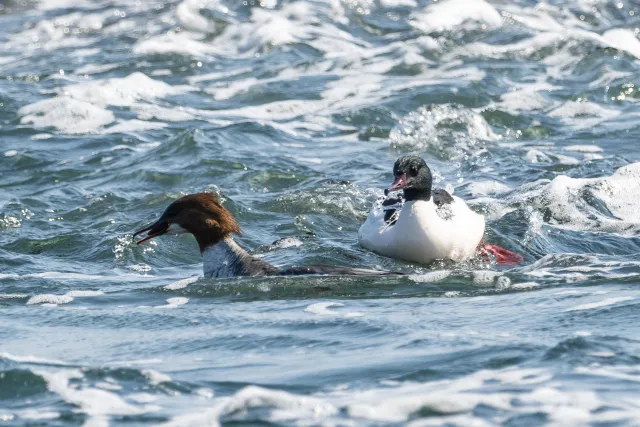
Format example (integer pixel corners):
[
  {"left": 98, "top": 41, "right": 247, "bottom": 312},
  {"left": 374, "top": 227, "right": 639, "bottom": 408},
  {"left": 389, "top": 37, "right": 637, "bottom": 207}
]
[
  {"left": 133, "top": 221, "right": 169, "bottom": 244},
  {"left": 389, "top": 173, "right": 407, "bottom": 191}
]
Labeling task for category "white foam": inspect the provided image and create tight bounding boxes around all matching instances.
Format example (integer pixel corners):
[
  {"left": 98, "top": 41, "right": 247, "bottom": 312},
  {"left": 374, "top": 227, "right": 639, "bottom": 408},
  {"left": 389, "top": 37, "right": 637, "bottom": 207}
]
[
  {"left": 18, "top": 96, "right": 114, "bottom": 134},
  {"left": 512, "top": 282, "right": 538, "bottom": 290},
  {"left": 127, "top": 264, "right": 152, "bottom": 273},
  {"left": 133, "top": 32, "right": 218, "bottom": 57},
  {"left": 70, "top": 48, "right": 101, "bottom": 58},
  {"left": 104, "top": 120, "right": 167, "bottom": 133},
  {"left": 411, "top": 0, "right": 502, "bottom": 33},
  {"left": 38, "top": 370, "right": 151, "bottom": 418},
  {"left": 74, "top": 63, "right": 119, "bottom": 75},
  {"left": 566, "top": 297, "right": 634, "bottom": 312},
  {"left": 176, "top": 0, "right": 216, "bottom": 33},
  {"left": 195, "top": 388, "right": 215, "bottom": 399},
  {"left": 26, "top": 294, "right": 74, "bottom": 305},
  {"left": 128, "top": 393, "right": 157, "bottom": 403},
  {"left": 345, "top": 312, "right": 365, "bottom": 318},
  {"left": 497, "top": 81, "right": 558, "bottom": 113},
  {"left": 379, "top": 0, "right": 417, "bottom": 6},
  {"left": 65, "top": 290, "right": 103, "bottom": 297},
  {"left": 390, "top": 104, "right": 497, "bottom": 156},
  {"left": 556, "top": 290, "right": 586, "bottom": 296},
  {"left": 5, "top": 11, "right": 101, "bottom": 51},
  {"left": 525, "top": 149, "right": 581, "bottom": 165},
  {"left": 490, "top": 162, "right": 640, "bottom": 235},
  {"left": 564, "top": 145, "right": 602, "bottom": 153},
  {"left": 34, "top": 0, "right": 93, "bottom": 11},
  {"left": 462, "top": 32, "right": 562, "bottom": 59},
  {"left": 150, "top": 69, "right": 172, "bottom": 76},
  {"left": 304, "top": 302, "right": 344, "bottom": 315},
  {"left": 4, "top": 150, "right": 17, "bottom": 157},
  {"left": 0, "top": 293, "right": 27, "bottom": 299},
  {"left": 472, "top": 271, "right": 501, "bottom": 286},
  {"left": 0, "top": 352, "right": 68, "bottom": 366},
  {"left": 549, "top": 100, "right": 620, "bottom": 130},
  {"left": 573, "top": 365, "right": 640, "bottom": 383},
  {"left": 62, "top": 72, "right": 190, "bottom": 107},
  {"left": 206, "top": 77, "right": 260, "bottom": 101},
  {"left": 273, "top": 237, "right": 303, "bottom": 249},
  {"left": 175, "top": 367, "right": 614, "bottom": 425},
  {"left": 164, "top": 277, "right": 199, "bottom": 290},
  {"left": 467, "top": 181, "right": 510, "bottom": 196},
  {"left": 496, "top": 276, "right": 511, "bottom": 289},
  {"left": 164, "top": 385, "right": 337, "bottom": 427},
  {"left": 601, "top": 28, "right": 640, "bottom": 59},
  {"left": 0, "top": 214, "right": 21, "bottom": 228},
  {"left": 132, "top": 104, "right": 196, "bottom": 122},
  {"left": 155, "top": 297, "right": 189, "bottom": 309},
  {"left": 409, "top": 270, "right": 452, "bottom": 283},
  {"left": 95, "top": 382, "right": 122, "bottom": 391},
  {"left": 141, "top": 369, "right": 171, "bottom": 385}
]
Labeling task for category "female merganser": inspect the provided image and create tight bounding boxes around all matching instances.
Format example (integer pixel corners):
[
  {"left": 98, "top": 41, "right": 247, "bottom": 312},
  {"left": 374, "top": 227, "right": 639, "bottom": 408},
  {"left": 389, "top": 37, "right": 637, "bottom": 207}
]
[
  {"left": 358, "top": 156, "right": 522, "bottom": 265},
  {"left": 133, "top": 193, "right": 397, "bottom": 278}
]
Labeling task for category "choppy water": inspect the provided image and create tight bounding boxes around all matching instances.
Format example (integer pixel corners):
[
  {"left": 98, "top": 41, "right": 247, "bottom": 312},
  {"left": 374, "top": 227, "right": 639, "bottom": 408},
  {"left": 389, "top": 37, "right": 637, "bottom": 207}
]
[{"left": 2, "top": 0, "right": 640, "bottom": 425}]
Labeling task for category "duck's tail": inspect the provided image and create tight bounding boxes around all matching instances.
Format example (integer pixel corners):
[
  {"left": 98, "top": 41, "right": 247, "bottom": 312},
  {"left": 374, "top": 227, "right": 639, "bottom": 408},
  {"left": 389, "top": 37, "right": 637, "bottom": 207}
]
[{"left": 479, "top": 243, "right": 524, "bottom": 266}]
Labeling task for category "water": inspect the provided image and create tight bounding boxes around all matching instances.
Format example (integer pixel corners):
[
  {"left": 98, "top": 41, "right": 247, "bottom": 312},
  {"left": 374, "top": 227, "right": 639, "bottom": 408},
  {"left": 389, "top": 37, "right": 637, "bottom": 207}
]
[{"left": 1, "top": 0, "right": 640, "bottom": 425}]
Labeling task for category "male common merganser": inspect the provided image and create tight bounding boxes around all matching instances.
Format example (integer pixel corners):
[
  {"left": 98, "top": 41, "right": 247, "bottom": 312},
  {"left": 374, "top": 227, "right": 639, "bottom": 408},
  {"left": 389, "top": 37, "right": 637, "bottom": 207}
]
[
  {"left": 133, "top": 193, "right": 397, "bottom": 278},
  {"left": 358, "top": 156, "right": 522, "bottom": 265}
]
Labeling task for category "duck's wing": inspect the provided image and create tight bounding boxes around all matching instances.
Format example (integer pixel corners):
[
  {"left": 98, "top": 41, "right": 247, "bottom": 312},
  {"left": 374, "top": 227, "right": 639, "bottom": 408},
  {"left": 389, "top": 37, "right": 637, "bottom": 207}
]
[
  {"left": 278, "top": 265, "right": 402, "bottom": 276},
  {"left": 381, "top": 195, "right": 404, "bottom": 225},
  {"left": 432, "top": 189, "right": 454, "bottom": 207}
]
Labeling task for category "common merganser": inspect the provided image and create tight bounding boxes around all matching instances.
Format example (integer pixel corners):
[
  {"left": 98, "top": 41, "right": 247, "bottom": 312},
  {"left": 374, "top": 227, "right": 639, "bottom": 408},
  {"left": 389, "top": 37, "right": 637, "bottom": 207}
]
[
  {"left": 358, "top": 156, "right": 523, "bottom": 265},
  {"left": 133, "top": 193, "right": 398, "bottom": 278}
]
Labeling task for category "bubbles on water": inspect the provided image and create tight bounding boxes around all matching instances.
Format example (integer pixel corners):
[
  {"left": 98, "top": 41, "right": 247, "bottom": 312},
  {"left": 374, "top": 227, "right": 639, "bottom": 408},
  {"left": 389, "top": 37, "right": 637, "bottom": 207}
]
[
  {"left": 26, "top": 294, "right": 74, "bottom": 305},
  {"left": 496, "top": 276, "right": 512, "bottom": 289},
  {"left": 390, "top": 104, "right": 498, "bottom": 161},
  {"left": 410, "top": 0, "right": 503, "bottom": 33},
  {"left": 113, "top": 236, "right": 130, "bottom": 262},
  {"left": 0, "top": 215, "right": 21, "bottom": 229},
  {"left": 273, "top": 181, "right": 372, "bottom": 219},
  {"left": 18, "top": 96, "right": 115, "bottom": 134},
  {"left": 127, "top": 264, "right": 151, "bottom": 273},
  {"left": 496, "top": 162, "right": 640, "bottom": 235}
]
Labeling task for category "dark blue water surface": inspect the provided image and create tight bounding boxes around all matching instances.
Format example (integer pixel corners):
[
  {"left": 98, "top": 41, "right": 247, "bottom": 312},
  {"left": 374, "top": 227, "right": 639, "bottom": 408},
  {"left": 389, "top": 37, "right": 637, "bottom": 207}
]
[{"left": 2, "top": 0, "right": 640, "bottom": 425}]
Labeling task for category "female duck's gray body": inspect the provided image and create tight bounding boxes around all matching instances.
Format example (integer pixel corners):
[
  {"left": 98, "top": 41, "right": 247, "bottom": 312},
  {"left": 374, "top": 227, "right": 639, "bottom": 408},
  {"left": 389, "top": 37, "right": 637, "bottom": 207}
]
[{"left": 133, "top": 193, "right": 396, "bottom": 278}]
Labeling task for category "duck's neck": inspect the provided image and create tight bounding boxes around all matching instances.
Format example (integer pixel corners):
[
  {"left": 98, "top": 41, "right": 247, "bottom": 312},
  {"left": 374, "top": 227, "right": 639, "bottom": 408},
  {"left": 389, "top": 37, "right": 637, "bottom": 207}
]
[
  {"left": 201, "top": 237, "right": 277, "bottom": 278},
  {"left": 403, "top": 188, "right": 431, "bottom": 202}
]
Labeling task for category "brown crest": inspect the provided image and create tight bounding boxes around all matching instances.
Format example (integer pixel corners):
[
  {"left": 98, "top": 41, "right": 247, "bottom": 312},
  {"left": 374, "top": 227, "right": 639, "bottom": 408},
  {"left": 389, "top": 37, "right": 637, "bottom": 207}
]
[{"left": 135, "top": 192, "right": 240, "bottom": 252}]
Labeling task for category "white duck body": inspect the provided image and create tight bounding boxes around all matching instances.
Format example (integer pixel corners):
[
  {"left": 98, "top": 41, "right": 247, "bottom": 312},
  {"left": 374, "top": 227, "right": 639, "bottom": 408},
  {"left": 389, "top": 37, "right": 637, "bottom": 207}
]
[{"left": 358, "top": 195, "right": 485, "bottom": 264}]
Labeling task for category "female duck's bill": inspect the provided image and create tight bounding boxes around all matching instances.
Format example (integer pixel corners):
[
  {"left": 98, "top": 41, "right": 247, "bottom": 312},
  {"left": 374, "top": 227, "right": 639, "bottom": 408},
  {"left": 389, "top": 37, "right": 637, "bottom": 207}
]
[{"left": 133, "top": 220, "right": 170, "bottom": 244}]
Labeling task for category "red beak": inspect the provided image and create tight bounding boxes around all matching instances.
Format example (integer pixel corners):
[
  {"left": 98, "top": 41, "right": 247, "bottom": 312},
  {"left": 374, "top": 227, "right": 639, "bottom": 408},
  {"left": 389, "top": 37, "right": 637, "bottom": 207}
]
[{"left": 389, "top": 173, "right": 407, "bottom": 191}]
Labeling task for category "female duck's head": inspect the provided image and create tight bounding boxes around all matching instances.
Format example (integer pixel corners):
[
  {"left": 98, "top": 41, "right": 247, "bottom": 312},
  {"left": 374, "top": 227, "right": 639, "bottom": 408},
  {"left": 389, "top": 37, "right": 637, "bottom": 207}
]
[
  {"left": 133, "top": 193, "right": 240, "bottom": 252},
  {"left": 388, "top": 156, "right": 433, "bottom": 201}
]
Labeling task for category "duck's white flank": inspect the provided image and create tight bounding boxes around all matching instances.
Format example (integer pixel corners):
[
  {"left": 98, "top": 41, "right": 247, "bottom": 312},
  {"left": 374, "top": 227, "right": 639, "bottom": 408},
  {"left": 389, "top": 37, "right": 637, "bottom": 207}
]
[
  {"left": 358, "top": 196, "right": 485, "bottom": 264},
  {"left": 202, "top": 237, "right": 245, "bottom": 278}
]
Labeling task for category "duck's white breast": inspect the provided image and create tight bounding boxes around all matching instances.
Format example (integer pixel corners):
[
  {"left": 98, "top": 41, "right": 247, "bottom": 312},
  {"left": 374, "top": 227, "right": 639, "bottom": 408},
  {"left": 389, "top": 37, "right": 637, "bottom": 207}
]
[{"left": 358, "top": 197, "right": 484, "bottom": 264}]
